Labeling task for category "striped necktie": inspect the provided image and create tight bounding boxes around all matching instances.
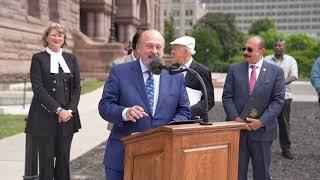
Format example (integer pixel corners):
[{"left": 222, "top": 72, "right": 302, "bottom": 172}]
[
  {"left": 145, "top": 70, "right": 154, "bottom": 113},
  {"left": 249, "top": 65, "right": 257, "bottom": 95}
]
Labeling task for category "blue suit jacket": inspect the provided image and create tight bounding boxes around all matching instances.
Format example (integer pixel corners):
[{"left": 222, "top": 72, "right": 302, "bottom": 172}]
[
  {"left": 98, "top": 60, "right": 191, "bottom": 171},
  {"left": 222, "top": 60, "right": 285, "bottom": 141}
]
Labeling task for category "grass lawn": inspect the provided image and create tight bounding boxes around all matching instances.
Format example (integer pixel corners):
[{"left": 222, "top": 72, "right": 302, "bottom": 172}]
[
  {"left": 0, "top": 79, "right": 104, "bottom": 139},
  {"left": 81, "top": 79, "right": 104, "bottom": 95},
  {"left": 0, "top": 115, "right": 26, "bottom": 139}
]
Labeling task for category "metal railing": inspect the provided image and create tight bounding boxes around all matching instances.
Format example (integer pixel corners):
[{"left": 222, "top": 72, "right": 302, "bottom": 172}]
[
  {"left": 0, "top": 73, "right": 30, "bottom": 108},
  {"left": 0, "top": 73, "right": 38, "bottom": 179}
]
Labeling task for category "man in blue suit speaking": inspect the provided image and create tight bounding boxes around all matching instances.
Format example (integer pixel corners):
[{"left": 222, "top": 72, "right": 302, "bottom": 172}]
[
  {"left": 98, "top": 29, "right": 191, "bottom": 180},
  {"left": 222, "top": 36, "right": 285, "bottom": 180}
]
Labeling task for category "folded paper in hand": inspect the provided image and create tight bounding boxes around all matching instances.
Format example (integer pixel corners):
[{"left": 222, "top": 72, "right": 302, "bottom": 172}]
[
  {"left": 240, "top": 97, "right": 264, "bottom": 122},
  {"left": 186, "top": 87, "right": 202, "bottom": 106}
]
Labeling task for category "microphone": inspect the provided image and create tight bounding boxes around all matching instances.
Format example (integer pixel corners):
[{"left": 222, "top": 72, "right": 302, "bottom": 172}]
[
  {"left": 167, "top": 64, "right": 212, "bottom": 125},
  {"left": 148, "top": 57, "right": 179, "bottom": 75},
  {"left": 149, "top": 57, "right": 211, "bottom": 125}
]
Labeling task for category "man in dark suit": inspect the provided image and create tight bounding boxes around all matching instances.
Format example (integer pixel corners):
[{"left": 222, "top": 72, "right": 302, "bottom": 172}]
[
  {"left": 113, "top": 30, "right": 143, "bottom": 65},
  {"left": 98, "top": 30, "right": 191, "bottom": 180},
  {"left": 107, "top": 30, "right": 144, "bottom": 130},
  {"left": 222, "top": 36, "right": 285, "bottom": 180},
  {"left": 170, "top": 36, "right": 214, "bottom": 119}
]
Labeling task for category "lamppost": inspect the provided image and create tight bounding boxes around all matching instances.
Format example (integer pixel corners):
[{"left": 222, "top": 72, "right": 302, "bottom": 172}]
[
  {"left": 109, "top": 0, "right": 117, "bottom": 42},
  {"left": 205, "top": 48, "right": 210, "bottom": 67}
]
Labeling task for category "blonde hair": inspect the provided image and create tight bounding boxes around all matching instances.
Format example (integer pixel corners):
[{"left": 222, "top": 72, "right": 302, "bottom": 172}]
[{"left": 41, "top": 23, "right": 67, "bottom": 47}]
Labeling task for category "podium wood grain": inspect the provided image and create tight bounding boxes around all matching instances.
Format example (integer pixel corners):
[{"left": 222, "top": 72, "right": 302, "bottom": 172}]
[{"left": 122, "top": 121, "right": 245, "bottom": 180}]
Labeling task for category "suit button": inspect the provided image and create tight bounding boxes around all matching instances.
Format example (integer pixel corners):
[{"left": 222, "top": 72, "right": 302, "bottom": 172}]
[
  {"left": 52, "top": 88, "right": 56, "bottom": 91},
  {"left": 65, "top": 87, "right": 68, "bottom": 90},
  {"left": 53, "top": 80, "right": 56, "bottom": 84}
]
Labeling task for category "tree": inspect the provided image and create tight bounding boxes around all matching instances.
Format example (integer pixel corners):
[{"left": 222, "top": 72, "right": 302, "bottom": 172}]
[
  {"left": 286, "top": 33, "right": 318, "bottom": 51},
  {"left": 248, "top": 18, "right": 276, "bottom": 35},
  {"left": 164, "top": 19, "right": 175, "bottom": 54},
  {"left": 195, "top": 13, "right": 245, "bottom": 62},
  {"left": 285, "top": 34, "right": 320, "bottom": 77},
  {"left": 191, "top": 26, "right": 223, "bottom": 71},
  {"left": 259, "top": 29, "right": 286, "bottom": 49}
]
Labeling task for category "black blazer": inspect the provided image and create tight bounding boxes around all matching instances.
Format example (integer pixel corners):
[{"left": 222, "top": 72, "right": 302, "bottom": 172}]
[
  {"left": 26, "top": 51, "right": 81, "bottom": 136},
  {"left": 185, "top": 60, "right": 215, "bottom": 119}
]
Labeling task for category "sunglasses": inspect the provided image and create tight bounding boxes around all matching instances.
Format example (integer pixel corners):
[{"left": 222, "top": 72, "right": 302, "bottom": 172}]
[
  {"left": 242, "top": 47, "right": 254, "bottom": 53},
  {"left": 242, "top": 47, "right": 263, "bottom": 53}
]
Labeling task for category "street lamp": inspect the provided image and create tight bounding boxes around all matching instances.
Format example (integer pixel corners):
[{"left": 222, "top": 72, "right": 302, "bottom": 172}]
[
  {"left": 205, "top": 48, "right": 210, "bottom": 67},
  {"left": 109, "top": 0, "right": 117, "bottom": 42}
]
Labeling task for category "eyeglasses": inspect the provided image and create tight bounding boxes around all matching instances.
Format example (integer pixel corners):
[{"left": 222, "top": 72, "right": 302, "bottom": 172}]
[{"left": 242, "top": 47, "right": 262, "bottom": 53}]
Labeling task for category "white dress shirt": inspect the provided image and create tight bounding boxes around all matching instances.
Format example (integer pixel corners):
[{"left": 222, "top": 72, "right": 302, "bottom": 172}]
[
  {"left": 248, "top": 57, "right": 264, "bottom": 81},
  {"left": 122, "top": 59, "right": 160, "bottom": 120}
]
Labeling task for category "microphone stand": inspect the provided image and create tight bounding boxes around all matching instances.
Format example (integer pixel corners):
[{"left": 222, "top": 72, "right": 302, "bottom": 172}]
[{"left": 169, "top": 68, "right": 212, "bottom": 125}]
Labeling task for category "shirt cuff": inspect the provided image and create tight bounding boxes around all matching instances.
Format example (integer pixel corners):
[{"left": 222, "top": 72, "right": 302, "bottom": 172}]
[{"left": 122, "top": 108, "right": 129, "bottom": 121}]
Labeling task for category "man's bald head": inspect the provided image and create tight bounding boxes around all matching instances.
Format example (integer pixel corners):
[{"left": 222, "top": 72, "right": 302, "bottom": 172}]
[
  {"left": 247, "top": 36, "right": 265, "bottom": 49},
  {"left": 137, "top": 30, "right": 165, "bottom": 66},
  {"left": 243, "top": 36, "right": 265, "bottom": 64}
]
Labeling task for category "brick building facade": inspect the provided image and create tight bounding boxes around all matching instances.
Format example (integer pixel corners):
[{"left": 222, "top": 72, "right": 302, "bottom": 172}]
[{"left": 0, "top": 0, "right": 162, "bottom": 80}]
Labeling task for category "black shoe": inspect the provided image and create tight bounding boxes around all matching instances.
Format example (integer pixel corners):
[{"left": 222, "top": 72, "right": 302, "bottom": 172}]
[{"left": 282, "top": 151, "right": 294, "bottom": 160}]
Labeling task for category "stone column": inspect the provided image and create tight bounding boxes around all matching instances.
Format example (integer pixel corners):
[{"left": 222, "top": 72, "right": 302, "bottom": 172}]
[
  {"left": 105, "top": 14, "right": 110, "bottom": 41},
  {"left": 95, "top": 12, "right": 106, "bottom": 41},
  {"left": 117, "top": 24, "right": 125, "bottom": 43},
  {"left": 87, "top": 12, "right": 95, "bottom": 38}
]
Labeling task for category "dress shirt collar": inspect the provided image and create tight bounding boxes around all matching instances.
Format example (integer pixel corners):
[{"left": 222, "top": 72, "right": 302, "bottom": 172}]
[
  {"left": 184, "top": 57, "right": 193, "bottom": 68},
  {"left": 131, "top": 52, "right": 137, "bottom": 61},
  {"left": 248, "top": 57, "right": 264, "bottom": 69},
  {"left": 139, "top": 58, "right": 149, "bottom": 73},
  {"left": 46, "top": 47, "right": 70, "bottom": 73}
]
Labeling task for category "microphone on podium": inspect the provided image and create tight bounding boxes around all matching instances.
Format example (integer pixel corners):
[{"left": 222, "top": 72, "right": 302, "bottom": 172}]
[
  {"left": 148, "top": 57, "right": 179, "bottom": 75},
  {"left": 148, "top": 57, "right": 212, "bottom": 125}
]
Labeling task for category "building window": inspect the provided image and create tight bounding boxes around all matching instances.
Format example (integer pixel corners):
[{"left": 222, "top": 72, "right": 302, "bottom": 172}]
[
  {"left": 185, "top": 19, "right": 193, "bottom": 26},
  {"left": 172, "top": 9, "right": 180, "bottom": 16},
  {"left": 185, "top": 10, "right": 193, "bottom": 16},
  {"left": 28, "top": 0, "right": 40, "bottom": 18},
  {"left": 49, "top": 0, "right": 59, "bottom": 22}
]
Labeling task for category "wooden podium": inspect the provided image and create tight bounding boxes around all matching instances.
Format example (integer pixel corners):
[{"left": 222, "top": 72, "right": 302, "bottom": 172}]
[{"left": 122, "top": 121, "right": 245, "bottom": 180}]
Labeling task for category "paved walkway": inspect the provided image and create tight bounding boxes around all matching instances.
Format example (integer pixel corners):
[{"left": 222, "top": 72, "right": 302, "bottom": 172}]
[
  {"left": 0, "top": 87, "right": 109, "bottom": 180},
  {"left": 0, "top": 80, "right": 317, "bottom": 180}
]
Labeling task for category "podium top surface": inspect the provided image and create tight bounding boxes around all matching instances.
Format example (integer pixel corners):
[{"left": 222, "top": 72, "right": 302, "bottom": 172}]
[{"left": 122, "top": 121, "right": 245, "bottom": 142}]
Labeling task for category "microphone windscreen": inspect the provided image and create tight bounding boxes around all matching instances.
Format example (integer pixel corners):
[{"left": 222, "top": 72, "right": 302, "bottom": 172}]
[
  {"left": 171, "top": 63, "right": 181, "bottom": 68},
  {"left": 148, "top": 57, "right": 163, "bottom": 75}
]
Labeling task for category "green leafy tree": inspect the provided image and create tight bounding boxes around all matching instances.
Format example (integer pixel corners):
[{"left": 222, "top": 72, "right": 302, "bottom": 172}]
[
  {"left": 248, "top": 18, "right": 276, "bottom": 35},
  {"left": 164, "top": 19, "right": 175, "bottom": 54},
  {"left": 191, "top": 26, "right": 223, "bottom": 71},
  {"left": 195, "top": 13, "right": 244, "bottom": 62},
  {"left": 259, "top": 29, "right": 286, "bottom": 49},
  {"left": 285, "top": 34, "right": 320, "bottom": 77},
  {"left": 286, "top": 34, "right": 318, "bottom": 51}
]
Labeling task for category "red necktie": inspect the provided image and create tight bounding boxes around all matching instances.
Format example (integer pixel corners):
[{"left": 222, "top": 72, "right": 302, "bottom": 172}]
[{"left": 249, "top": 65, "right": 257, "bottom": 95}]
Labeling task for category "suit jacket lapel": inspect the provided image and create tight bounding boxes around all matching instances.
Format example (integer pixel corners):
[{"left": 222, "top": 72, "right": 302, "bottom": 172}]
[
  {"left": 130, "top": 60, "right": 152, "bottom": 113},
  {"left": 240, "top": 61, "right": 250, "bottom": 96},
  {"left": 154, "top": 71, "right": 169, "bottom": 116},
  {"left": 185, "top": 61, "right": 196, "bottom": 82},
  {"left": 252, "top": 60, "right": 268, "bottom": 95},
  {"left": 62, "top": 53, "right": 72, "bottom": 73}
]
